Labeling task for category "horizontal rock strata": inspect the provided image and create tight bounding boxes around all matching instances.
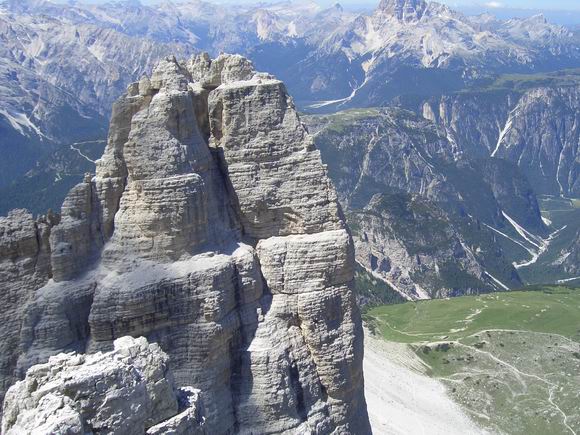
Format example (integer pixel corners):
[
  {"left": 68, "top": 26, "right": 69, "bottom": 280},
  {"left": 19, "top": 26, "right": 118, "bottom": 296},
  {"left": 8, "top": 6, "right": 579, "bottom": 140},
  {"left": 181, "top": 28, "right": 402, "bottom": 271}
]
[
  {"left": 0, "top": 209, "right": 56, "bottom": 412},
  {"left": 0, "top": 53, "right": 370, "bottom": 434}
]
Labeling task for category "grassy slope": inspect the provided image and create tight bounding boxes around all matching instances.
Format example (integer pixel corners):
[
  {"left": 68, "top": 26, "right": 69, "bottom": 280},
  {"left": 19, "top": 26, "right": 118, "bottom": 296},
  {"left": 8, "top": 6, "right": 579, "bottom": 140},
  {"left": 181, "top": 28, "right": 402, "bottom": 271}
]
[
  {"left": 368, "top": 287, "right": 580, "bottom": 434},
  {"left": 475, "top": 68, "right": 580, "bottom": 93},
  {"left": 370, "top": 287, "right": 580, "bottom": 343}
]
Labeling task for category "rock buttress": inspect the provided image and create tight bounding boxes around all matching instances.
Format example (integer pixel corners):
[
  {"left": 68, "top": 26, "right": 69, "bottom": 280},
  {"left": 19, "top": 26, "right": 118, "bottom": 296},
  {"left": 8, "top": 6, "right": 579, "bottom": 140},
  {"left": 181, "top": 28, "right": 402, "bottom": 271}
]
[{"left": 2, "top": 54, "right": 371, "bottom": 434}]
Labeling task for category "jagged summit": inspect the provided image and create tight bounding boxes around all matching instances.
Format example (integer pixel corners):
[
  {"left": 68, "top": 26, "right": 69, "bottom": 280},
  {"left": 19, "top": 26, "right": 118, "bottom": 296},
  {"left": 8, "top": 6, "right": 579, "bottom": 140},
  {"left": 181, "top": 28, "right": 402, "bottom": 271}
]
[
  {"left": 377, "top": 0, "right": 428, "bottom": 21},
  {"left": 0, "top": 53, "right": 371, "bottom": 434},
  {"left": 1, "top": 0, "right": 579, "bottom": 183}
]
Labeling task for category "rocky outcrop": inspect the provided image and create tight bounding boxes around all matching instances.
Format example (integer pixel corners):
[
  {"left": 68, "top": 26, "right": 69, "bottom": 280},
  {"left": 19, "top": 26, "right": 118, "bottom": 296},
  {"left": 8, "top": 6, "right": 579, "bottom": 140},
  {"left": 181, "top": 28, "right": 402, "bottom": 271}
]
[
  {"left": 492, "top": 86, "right": 580, "bottom": 197},
  {"left": 207, "top": 64, "right": 343, "bottom": 238},
  {"left": 421, "top": 91, "right": 516, "bottom": 160},
  {"left": 0, "top": 209, "right": 56, "bottom": 412},
  {"left": 562, "top": 230, "right": 580, "bottom": 276},
  {"left": 2, "top": 336, "right": 205, "bottom": 435},
  {"left": 305, "top": 108, "right": 531, "bottom": 299},
  {"left": 378, "top": 0, "right": 428, "bottom": 22},
  {"left": 423, "top": 85, "right": 580, "bottom": 198},
  {"left": 352, "top": 194, "right": 502, "bottom": 299},
  {"left": 0, "top": 54, "right": 370, "bottom": 433}
]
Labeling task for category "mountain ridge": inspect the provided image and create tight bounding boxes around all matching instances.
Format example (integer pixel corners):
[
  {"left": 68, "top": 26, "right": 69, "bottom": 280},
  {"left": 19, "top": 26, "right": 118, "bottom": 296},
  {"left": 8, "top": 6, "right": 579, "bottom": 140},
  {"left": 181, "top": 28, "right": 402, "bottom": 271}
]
[
  {"left": 304, "top": 107, "right": 538, "bottom": 299},
  {"left": 0, "top": 53, "right": 372, "bottom": 432}
]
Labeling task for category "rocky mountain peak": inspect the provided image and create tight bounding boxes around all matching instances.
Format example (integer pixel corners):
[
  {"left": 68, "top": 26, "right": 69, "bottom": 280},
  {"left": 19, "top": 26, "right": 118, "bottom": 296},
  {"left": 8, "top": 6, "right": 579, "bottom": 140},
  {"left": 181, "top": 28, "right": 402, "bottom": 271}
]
[
  {"left": 523, "top": 13, "right": 547, "bottom": 24},
  {"left": 0, "top": 53, "right": 371, "bottom": 433},
  {"left": 377, "top": 0, "right": 428, "bottom": 21}
]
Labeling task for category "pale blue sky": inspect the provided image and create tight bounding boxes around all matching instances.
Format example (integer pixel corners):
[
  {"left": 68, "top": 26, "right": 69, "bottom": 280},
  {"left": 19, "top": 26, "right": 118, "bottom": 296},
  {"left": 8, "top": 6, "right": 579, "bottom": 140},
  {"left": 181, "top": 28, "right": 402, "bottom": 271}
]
[
  {"left": 439, "top": 0, "right": 580, "bottom": 11},
  {"left": 360, "top": 0, "right": 579, "bottom": 9}
]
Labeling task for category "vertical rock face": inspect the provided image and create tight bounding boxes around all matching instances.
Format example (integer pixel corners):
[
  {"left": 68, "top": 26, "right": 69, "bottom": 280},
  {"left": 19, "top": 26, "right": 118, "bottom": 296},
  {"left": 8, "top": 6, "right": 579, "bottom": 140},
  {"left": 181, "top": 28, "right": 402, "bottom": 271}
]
[
  {"left": 0, "top": 54, "right": 370, "bottom": 434},
  {"left": 562, "top": 230, "right": 580, "bottom": 276},
  {"left": 421, "top": 92, "right": 516, "bottom": 160},
  {"left": 0, "top": 209, "right": 55, "bottom": 411},
  {"left": 207, "top": 68, "right": 343, "bottom": 238},
  {"left": 492, "top": 87, "right": 580, "bottom": 197},
  {"left": 423, "top": 86, "right": 580, "bottom": 198}
]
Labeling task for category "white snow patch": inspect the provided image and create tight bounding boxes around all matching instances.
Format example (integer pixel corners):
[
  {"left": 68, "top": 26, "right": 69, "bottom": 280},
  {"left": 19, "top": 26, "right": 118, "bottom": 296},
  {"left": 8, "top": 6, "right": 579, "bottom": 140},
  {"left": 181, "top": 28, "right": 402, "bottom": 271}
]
[
  {"left": 502, "top": 211, "right": 542, "bottom": 249},
  {"left": 541, "top": 216, "right": 552, "bottom": 227},
  {"left": 307, "top": 78, "right": 369, "bottom": 110},
  {"left": 287, "top": 21, "right": 298, "bottom": 38},
  {"left": 556, "top": 146, "right": 567, "bottom": 196},
  {"left": 70, "top": 142, "right": 101, "bottom": 164},
  {"left": 512, "top": 225, "right": 566, "bottom": 269},
  {"left": 552, "top": 251, "right": 571, "bottom": 266},
  {"left": 484, "top": 271, "right": 510, "bottom": 291},
  {"left": 0, "top": 109, "right": 46, "bottom": 139},
  {"left": 484, "top": 212, "right": 566, "bottom": 269},
  {"left": 356, "top": 261, "right": 413, "bottom": 301},
  {"left": 482, "top": 222, "right": 536, "bottom": 255},
  {"left": 491, "top": 117, "right": 512, "bottom": 157},
  {"left": 307, "top": 97, "right": 351, "bottom": 110},
  {"left": 556, "top": 276, "right": 580, "bottom": 284},
  {"left": 413, "top": 283, "right": 431, "bottom": 300}
]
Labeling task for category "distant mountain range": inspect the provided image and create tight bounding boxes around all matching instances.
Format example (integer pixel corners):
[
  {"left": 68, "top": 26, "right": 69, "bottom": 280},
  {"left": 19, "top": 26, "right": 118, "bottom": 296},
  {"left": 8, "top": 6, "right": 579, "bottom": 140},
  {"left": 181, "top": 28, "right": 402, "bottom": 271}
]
[
  {"left": 305, "top": 107, "right": 550, "bottom": 299},
  {"left": 296, "top": 0, "right": 580, "bottom": 107},
  {"left": 1, "top": 0, "right": 579, "bottom": 295},
  {"left": 1, "top": 0, "right": 579, "bottom": 176}
]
